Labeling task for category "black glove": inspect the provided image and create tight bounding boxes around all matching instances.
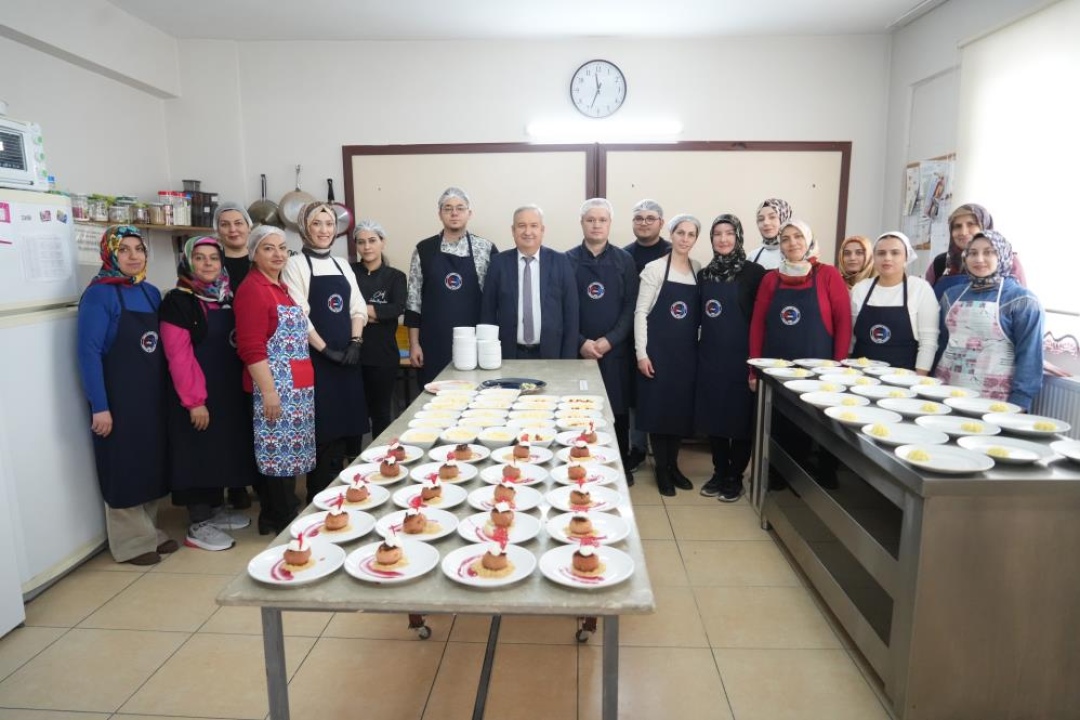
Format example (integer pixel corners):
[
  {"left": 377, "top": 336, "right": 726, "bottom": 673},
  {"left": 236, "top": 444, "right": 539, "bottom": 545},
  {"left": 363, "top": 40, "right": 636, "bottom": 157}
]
[
  {"left": 342, "top": 338, "right": 363, "bottom": 366},
  {"left": 321, "top": 346, "right": 346, "bottom": 364}
]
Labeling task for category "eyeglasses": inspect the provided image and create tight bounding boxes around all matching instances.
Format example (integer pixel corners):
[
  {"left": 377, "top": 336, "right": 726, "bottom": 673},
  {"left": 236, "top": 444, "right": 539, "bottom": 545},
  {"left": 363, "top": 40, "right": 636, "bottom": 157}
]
[
  {"left": 441, "top": 205, "right": 469, "bottom": 215},
  {"left": 632, "top": 215, "right": 660, "bottom": 224}
]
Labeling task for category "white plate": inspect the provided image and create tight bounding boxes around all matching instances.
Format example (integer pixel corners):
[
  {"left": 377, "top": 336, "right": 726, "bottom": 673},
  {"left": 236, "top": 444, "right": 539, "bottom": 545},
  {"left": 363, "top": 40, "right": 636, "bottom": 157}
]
[
  {"left": 413, "top": 409, "right": 462, "bottom": 420},
  {"left": 793, "top": 358, "right": 842, "bottom": 369},
  {"left": 983, "top": 413, "right": 1072, "bottom": 438},
  {"left": 915, "top": 415, "right": 1001, "bottom": 437},
  {"left": 359, "top": 444, "right": 425, "bottom": 464},
  {"left": 343, "top": 540, "right": 440, "bottom": 584},
  {"left": 956, "top": 436, "right": 1056, "bottom": 465},
  {"left": 442, "top": 543, "right": 537, "bottom": 587},
  {"left": 549, "top": 463, "right": 621, "bottom": 486},
  {"left": 406, "top": 418, "right": 456, "bottom": 431},
  {"left": 800, "top": 391, "right": 870, "bottom": 409},
  {"left": 289, "top": 510, "right": 376, "bottom": 544},
  {"left": 479, "top": 462, "right": 549, "bottom": 486},
  {"left": 337, "top": 463, "right": 409, "bottom": 487},
  {"left": 247, "top": 541, "right": 345, "bottom": 586},
  {"left": 762, "top": 367, "right": 816, "bottom": 379},
  {"left": 467, "top": 400, "right": 514, "bottom": 411},
  {"left": 422, "top": 400, "right": 470, "bottom": 411},
  {"left": 398, "top": 429, "right": 442, "bottom": 448},
  {"left": 427, "top": 444, "right": 491, "bottom": 464},
  {"left": 557, "top": 403, "right": 603, "bottom": 414},
  {"left": 467, "top": 484, "right": 544, "bottom": 512},
  {"left": 943, "top": 397, "right": 1023, "bottom": 417},
  {"left": 783, "top": 379, "right": 830, "bottom": 393},
  {"left": 545, "top": 512, "right": 630, "bottom": 546},
  {"left": 312, "top": 484, "right": 391, "bottom": 512},
  {"left": 538, "top": 545, "right": 635, "bottom": 589},
  {"left": 863, "top": 365, "right": 912, "bottom": 377},
  {"left": 747, "top": 358, "right": 794, "bottom": 368},
  {"left": 1050, "top": 440, "right": 1080, "bottom": 463},
  {"left": 546, "top": 485, "right": 624, "bottom": 513},
  {"left": 560, "top": 394, "right": 606, "bottom": 405},
  {"left": 913, "top": 384, "right": 980, "bottom": 401},
  {"left": 556, "top": 417, "right": 609, "bottom": 431},
  {"left": 841, "top": 357, "right": 890, "bottom": 368},
  {"left": 850, "top": 384, "right": 917, "bottom": 400},
  {"left": 881, "top": 374, "right": 943, "bottom": 388},
  {"left": 408, "top": 461, "right": 480, "bottom": 485},
  {"left": 457, "top": 511, "right": 542, "bottom": 544},
  {"left": 876, "top": 398, "right": 952, "bottom": 418},
  {"left": 461, "top": 408, "right": 509, "bottom": 419},
  {"left": 375, "top": 508, "right": 459, "bottom": 542},
  {"left": 507, "top": 410, "right": 557, "bottom": 421},
  {"left": 811, "top": 366, "right": 863, "bottom": 377},
  {"left": 554, "top": 408, "right": 604, "bottom": 419},
  {"left": 490, "top": 445, "right": 555, "bottom": 465},
  {"left": 859, "top": 422, "right": 949, "bottom": 447},
  {"left": 818, "top": 373, "right": 880, "bottom": 387},
  {"left": 439, "top": 427, "right": 480, "bottom": 445},
  {"left": 510, "top": 417, "right": 559, "bottom": 430},
  {"left": 424, "top": 380, "right": 476, "bottom": 394},
  {"left": 823, "top": 406, "right": 903, "bottom": 427},
  {"left": 554, "top": 446, "right": 619, "bottom": 465},
  {"left": 895, "top": 444, "right": 995, "bottom": 474},
  {"left": 392, "top": 482, "right": 468, "bottom": 510},
  {"left": 555, "top": 430, "right": 614, "bottom": 447},
  {"left": 511, "top": 400, "right": 559, "bottom": 412}
]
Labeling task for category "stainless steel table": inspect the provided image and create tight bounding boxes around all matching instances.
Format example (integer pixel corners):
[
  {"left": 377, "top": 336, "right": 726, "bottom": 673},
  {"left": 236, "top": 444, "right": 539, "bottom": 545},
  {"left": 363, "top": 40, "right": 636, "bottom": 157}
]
[{"left": 217, "top": 360, "right": 655, "bottom": 720}]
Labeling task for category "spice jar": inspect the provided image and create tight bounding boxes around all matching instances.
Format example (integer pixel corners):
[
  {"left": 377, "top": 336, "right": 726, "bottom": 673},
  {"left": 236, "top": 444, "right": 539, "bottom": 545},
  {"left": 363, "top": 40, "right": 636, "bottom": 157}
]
[
  {"left": 132, "top": 204, "right": 149, "bottom": 225},
  {"left": 71, "top": 194, "right": 89, "bottom": 221},
  {"left": 108, "top": 204, "right": 131, "bottom": 224},
  {"left": 89, "top": 196, "right": 109, "bottom": 222},
  {"left": 148, "top": 203, "right": 165, "bottom": 225}
]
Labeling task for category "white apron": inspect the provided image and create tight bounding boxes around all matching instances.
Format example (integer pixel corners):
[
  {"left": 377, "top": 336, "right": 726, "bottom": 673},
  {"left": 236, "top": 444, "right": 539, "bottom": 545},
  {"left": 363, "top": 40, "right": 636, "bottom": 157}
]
[{"left": 935, "top": 282, "right": 1015, "bottom": 400}]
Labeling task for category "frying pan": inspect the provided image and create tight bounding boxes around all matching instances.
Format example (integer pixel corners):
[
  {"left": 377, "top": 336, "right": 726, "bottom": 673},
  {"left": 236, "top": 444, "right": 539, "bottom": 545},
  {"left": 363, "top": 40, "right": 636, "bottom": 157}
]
[
  {"left": 326, "top": 178, "right": 354, "bottom": 238},
  {"left": 247, "top": 174, "right": 283, "bottom": 228},
  {"left": 278, "top": 165, "right": 317, "bottom": 231}
]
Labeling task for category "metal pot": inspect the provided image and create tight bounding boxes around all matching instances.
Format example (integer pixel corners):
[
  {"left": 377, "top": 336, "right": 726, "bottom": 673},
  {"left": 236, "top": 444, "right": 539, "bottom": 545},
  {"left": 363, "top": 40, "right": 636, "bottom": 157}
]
[
  {"left": 247, "top": 174, "right": 283, "bottom": 228},
  {"left": 278, "top": 165, "right": 316, "bottom": 231},
  {"left": 326, "top": 178, "right": 354, "bottom": 238}
]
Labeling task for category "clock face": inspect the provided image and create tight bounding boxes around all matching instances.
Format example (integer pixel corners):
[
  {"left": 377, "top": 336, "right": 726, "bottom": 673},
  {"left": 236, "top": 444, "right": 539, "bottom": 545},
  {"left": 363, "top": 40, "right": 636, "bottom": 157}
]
[{"left": 570, "top": 60, "right": 626, "bottom": 118}]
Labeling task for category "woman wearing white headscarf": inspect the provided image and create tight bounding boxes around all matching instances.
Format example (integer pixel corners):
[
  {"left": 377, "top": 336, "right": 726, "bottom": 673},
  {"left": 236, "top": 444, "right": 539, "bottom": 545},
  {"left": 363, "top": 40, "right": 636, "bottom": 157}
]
[{"left": 849, "top": 232, "right": 938, "bottom": 373}]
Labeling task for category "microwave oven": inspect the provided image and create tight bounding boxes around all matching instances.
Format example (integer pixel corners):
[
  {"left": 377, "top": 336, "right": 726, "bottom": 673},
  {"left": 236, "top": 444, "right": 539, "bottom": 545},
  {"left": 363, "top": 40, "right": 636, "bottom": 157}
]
[{"left": 0, "top": 116, "right": 49, "bottom": 191}]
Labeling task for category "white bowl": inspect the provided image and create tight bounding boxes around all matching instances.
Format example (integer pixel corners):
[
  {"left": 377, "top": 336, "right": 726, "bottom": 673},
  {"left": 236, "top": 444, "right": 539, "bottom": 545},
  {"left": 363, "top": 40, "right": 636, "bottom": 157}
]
[
  {"left": 477, "top": 426, "right": 518, "bottom": 449},
  {"left": 456, "top": 416, "right": 504, "bottom": 429},
  {"left": 398, "top": 428, "right": 440, "bottom": 449},
  {"left": 507, "top": 417, "right": 556, "bottom": 429},
  {"left": 439, "top": 426, "right": 479, "bottom": 445},
  {"left": 517, "top": 427, "right": 556, "bottom": 448}
]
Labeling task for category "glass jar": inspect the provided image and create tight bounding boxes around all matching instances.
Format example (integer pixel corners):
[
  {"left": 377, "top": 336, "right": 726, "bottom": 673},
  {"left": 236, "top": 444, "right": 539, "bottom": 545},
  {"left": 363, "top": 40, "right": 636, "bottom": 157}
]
[
  {"left": 71, "top": 194, "right": 89, "bottom": 221},
  {"left": 132, "top": 204, "right": 149, "bottom": 225},
  {"left": 148, "top": 203, "right": 165, "bottom": 225},
  {"left": 108, "top": 204, "right": 131, "bottom": 224},
  {"left": 89, "top": 197, "right": 109, "bottom": 223}
]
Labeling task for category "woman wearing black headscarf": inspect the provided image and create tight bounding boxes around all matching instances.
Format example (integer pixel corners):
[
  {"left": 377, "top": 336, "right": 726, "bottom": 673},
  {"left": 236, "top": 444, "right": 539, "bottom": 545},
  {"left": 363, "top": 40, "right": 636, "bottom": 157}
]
[{"left": 694, "top": 214, "right": 766, "bottom": 502}]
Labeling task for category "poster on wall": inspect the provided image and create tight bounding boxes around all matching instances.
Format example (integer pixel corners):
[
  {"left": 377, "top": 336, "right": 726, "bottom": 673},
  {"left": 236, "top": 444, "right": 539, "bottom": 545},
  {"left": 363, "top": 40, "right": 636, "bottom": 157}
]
[{"left": 902, "top": 154, "right": 955, "bottom": 271}]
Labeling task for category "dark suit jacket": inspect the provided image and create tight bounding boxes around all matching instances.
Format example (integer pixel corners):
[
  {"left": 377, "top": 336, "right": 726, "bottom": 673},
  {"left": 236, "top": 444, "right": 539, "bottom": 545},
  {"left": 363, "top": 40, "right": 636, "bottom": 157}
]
[{"left": 480, "top": 245, "right": 580, "bottom": 359}]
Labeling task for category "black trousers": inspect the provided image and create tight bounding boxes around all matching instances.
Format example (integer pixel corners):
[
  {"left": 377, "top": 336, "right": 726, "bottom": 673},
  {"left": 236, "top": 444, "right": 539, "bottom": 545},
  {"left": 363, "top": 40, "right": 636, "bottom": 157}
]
[
  {"left": 362, "top": 363, "right": 398, "bottom": 441},
  {"left": 709, "top": 436, "right": 753, "bottom": 480},
  {"left": 649, "top": 433, "right": 683, "bottom": 470}
]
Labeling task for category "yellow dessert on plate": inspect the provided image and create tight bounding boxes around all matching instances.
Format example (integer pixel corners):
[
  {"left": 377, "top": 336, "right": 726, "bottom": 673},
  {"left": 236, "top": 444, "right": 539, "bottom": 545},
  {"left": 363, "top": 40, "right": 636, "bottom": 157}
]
[
  {"left": 855, "top": 377, "right": 873, "bottom": 386},
  {"left": 889, "top": 390, "right": 906, "bottom": 398},
  {"left": 821, "top": 383, "right": 840, "bottom": 392},
  {"left": 841, "top": 398, "right": 859, "bottom": 406},
  {"left": 839, "top": 411, "right": 858, "bottom": 421},
  {"left": 1033, "top": 421, "right": 1057, "bottom": 431},
  {"left": 950, "top": 390, "right": 969, "bottom": 397},
  {"left": 986, "top": 446, "right": 1011, "bottom": 458},
  {"left": 793, "top": 369, "right": 810, "bottom": 377},
  {"left": 920, "top": 402, "right": 940, "bottom": 413},
  {"left": 907, "top": 449, "right": 931, "bottom": 461},
  {"left": 869, "top": 424, "right": 890, "bottom": 438},
  {"left": 989, "top": 402, "right": 1009, "bottom": 412},
  {"left": 961, "top": 422, "right": 984, "bottom": 433}
]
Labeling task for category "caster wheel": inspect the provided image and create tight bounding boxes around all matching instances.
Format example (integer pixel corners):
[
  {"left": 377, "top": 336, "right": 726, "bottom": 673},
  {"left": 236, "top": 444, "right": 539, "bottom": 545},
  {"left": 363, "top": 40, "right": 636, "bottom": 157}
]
[
  {"left": 575, "top": 629, "right": 591, "bottom": 643},
  {"left": 416, "top": 625, "right": 432, "bottom": 640}
]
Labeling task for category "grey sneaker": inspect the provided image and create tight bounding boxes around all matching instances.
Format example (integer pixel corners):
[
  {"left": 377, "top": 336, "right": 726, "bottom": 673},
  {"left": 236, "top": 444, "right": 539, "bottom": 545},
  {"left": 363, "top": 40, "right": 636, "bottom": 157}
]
[
  {"left": 185, "top": 521, "right": 235, "bottom": 551},
  {"left": 208, "top": 507, "right": 251, "bottom": 530}
]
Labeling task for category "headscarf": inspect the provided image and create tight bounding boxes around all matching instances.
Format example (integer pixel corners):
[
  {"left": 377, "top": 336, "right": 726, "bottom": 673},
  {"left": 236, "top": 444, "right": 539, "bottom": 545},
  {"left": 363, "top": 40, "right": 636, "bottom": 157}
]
[
  {"left": 90, "top": 225, "right": 146, "bottom": 286},
  {"left": 777, "top": 219, "right": 818, "bottom": 279},
  {"left": 700, "top": 214, "right": 746, "bottom": 283},
  {"left": 247, "top": 224, "right": 285, "bottom": 261},
  {"left": 963, "top": 230, "right": 1014, "bottom": 290},
  {"left": 297, "top": 202, "right": 337, "bottom": 256},
  {"left": 874, "top": 232, "right": 918, "bottom": 266},
  {"left": 839, "top": 235, "right": 875, "bottom": 288},
  {"left": 757, "top": 198, "right": 793, "bottom": 246},
  {"left": 176, "top": 236, "right": 231, "bottom": 303},
  {"left": 943, "top": 203, "right": 994, "bottom": 276},
  {"left": 211, "top": 202, "right": 253, "bottom": 232}
]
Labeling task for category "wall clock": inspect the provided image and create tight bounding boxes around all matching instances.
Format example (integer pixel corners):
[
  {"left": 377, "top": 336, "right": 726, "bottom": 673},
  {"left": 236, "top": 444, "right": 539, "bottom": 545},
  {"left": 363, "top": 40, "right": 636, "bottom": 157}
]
[{"left": 569, "top": 59, "right": 626, "bottom": 118}]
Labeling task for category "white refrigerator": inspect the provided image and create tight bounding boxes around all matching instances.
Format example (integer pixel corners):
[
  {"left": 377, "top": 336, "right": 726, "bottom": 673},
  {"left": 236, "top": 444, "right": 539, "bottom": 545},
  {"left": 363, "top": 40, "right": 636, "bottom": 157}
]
[{"left": 0, "top": 188, "right": 104, "bottom": 637}]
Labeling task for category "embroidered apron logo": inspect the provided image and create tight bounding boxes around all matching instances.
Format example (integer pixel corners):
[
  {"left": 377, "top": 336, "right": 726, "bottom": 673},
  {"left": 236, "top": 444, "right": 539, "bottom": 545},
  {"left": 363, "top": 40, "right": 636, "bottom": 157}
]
[
  {"left": 586, "top": 281, "right": 605, "bottom": 300},
  {"left": 139, "top": 330, "right": 159, "bottom": 353},
  {"left": 705, "top": 299, "right": 722, "bottom": 318},
  {"left": 669, "top": 301, "right": 688, "bottom": 319},
  {"left": 780, "top": 306, "right": 801, "bottom": 325},
  {"left": 870, "top": 324, "right": 892, "bottom": 344},
  {"left": 444, "top": 272, "right": 463, "bottom": 290},
  {"left": 370, "top": 290, "right": 387, "bottom": 304},
  {"left": 327, "top": 294, "right": 344, "bottom": 313}
]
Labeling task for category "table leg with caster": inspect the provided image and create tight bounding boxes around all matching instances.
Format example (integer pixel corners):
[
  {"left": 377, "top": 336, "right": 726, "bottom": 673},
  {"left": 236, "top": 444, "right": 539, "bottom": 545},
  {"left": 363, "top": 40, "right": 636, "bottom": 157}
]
[
  {"left": 407, "top": 613, "right": 431, "bottom": 639},
  {"left": 576, "top": 616, "right": 597, "bottom": 642}
]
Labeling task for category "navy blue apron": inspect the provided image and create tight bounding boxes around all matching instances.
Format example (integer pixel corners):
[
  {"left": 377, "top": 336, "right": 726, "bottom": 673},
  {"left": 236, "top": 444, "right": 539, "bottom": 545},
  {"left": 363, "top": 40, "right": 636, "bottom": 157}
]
[
  {"left": 92, "top": 285, "right": 168, "bottom": 508},
  {"left": 418, "top": 234, "right": 482, "bottom": 385},
  {"left": 575, "top": 246, "right": 630, "bottom": 414},
  {"left": 763, "top": 269, "right": 832, "bottom": 361},
  {"left": 305, "top": 253, "right": 369, "bottom": 443},
  {"left": 695, "top": 276, "right": 754, "bottom": 439},
  {"left": 635, "top": 255, "right": 700, "bottom": 436},
  {"left": 168, "top": 302, "right": 255, "bottom": 490},
  {"left": 852, "top": 278, "right": 918, "bottom": 369}
]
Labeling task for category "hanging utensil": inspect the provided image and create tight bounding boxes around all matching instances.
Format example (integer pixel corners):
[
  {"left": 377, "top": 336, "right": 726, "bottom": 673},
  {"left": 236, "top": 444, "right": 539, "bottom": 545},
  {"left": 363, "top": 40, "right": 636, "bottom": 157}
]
[
  {"left": 247, "top": 173, "right": 283, "bottom": 228},
  {"left": 278, "top": 164, "right": 317, "bottom": 231},
  {"left": 327, "top": 178, "right": 354, "bottom": 239}
]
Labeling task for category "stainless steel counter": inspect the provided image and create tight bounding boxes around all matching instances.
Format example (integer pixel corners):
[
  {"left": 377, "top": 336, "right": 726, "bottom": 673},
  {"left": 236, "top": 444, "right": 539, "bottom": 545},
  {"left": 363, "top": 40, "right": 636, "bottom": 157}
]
[
  {"left": 752, "top": 375, "right": 1080, "bottom": 720},
  {"left": 218, "top": 359, "right": 654, "bottom": 720}
]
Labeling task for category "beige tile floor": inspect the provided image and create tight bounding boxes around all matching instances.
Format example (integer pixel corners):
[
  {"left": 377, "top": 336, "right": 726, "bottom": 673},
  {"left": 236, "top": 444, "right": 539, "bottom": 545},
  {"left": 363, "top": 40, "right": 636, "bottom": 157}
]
[{"left": 0, "top": 445, "right": 893, "bottom": 720}]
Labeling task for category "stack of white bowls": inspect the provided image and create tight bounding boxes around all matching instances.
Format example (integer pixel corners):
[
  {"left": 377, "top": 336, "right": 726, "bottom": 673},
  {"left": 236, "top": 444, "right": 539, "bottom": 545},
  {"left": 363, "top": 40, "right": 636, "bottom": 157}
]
[
  {"left": 452, "top": 326, "right": 477, "bottom": 370},
  {"left": 476, "top": 324, "right": 502, "bottom": 369}
]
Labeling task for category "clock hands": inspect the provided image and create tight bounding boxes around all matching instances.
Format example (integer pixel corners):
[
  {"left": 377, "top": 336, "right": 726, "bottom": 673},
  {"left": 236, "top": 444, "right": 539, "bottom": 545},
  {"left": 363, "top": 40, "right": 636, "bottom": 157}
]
[{"left": 590, "top": 72, "right": 602, "bottom": 109}]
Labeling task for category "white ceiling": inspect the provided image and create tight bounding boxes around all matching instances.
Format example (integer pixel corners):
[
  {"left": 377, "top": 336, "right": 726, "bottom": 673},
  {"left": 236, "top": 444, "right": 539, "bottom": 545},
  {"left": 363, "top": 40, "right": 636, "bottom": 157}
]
[{"left": 107, "top": 0, "right": 941, "bottom": 40}]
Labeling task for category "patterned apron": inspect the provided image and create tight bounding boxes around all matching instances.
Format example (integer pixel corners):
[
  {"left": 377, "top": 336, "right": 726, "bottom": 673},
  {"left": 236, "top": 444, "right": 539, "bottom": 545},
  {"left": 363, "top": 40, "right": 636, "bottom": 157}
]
[{"left": 935, "top": 282, "right": 1015, "bottom": 400}]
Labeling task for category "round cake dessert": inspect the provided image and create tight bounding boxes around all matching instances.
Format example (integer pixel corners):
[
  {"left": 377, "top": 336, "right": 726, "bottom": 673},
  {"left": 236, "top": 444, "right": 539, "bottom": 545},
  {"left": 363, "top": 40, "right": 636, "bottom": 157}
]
[
  {"left": 568, "top": 512, "right": 594, "bottom": 536},
  {"left": 453, "top": 443, "right": 473, "bottom": 461},
  {"left": 569, "top": 440, "right": 590, "bottom": 459},
  {"left": 493, "top": 481, "right": 517, "bottom": 503},
  {"left": 420, "top": 479, "right": 443, "bottom": 502},
  {"left": 567, "top": 462, "right": 587, "bottom": 481},
  {"left": 569, "top": 487, "right": 592, "bottom": 506},
  {"left": 403, "top": 507, "right": 427, "bottom": 534},
  {"left": 580, "top": 423, "right": 598, "bottom": 443},
  {"left": 324, "top": 505, "right": 349, "bottom": 531},
  {"left": 513, "top": 436, "right": 531, "bottom": 460},
  {"left": 345, "top": 478, "right": 370, "bottom": 503},
  {"left": 283, "top": 537, "right": 311, "bottom": 567},
  {"left": 375, "top": 537, "right": 403, "bottom": 566},
  {"left": 387, "top": 440, "right": 407, "bottom": 461},
  {"left": 438, "top": 458, "right": 460, "bottom": 480},
  {"left": 481, "top": 542, "right": 508, "bottom": 571},
  {"left": 380, "top": 456, "right": 401, "bottom": 478},
  {"left": 490, "top": 501, "right": 514, "bottom": 528},
  {"left": 502, "top": 461, "right": 522, "bottom": 481},
  {"left": 572, "top": 545, "right": 600, "bottom": 573}
]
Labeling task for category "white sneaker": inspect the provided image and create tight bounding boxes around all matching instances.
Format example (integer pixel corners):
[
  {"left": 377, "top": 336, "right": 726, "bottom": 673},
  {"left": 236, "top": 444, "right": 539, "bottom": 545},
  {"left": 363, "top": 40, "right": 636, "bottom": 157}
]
[
  {"left": 184, "top": 521, "right": 235, "bottom": 552},
  {"left": 208, "top": 507, "right": 251, "bottom": 531}
]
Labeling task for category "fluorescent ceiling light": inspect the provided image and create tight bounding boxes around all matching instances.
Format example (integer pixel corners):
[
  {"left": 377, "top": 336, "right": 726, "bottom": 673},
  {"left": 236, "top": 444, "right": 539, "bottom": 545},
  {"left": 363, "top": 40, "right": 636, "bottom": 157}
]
[{"left": 526, "top": 118, "right": 683, "bottom": 143}]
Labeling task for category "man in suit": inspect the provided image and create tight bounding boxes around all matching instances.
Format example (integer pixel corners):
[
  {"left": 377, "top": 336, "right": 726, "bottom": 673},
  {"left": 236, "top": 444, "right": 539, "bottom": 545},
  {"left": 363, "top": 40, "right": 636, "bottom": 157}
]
[{"left": 481, "top": 205, "right": 579, "bottom": 360}]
